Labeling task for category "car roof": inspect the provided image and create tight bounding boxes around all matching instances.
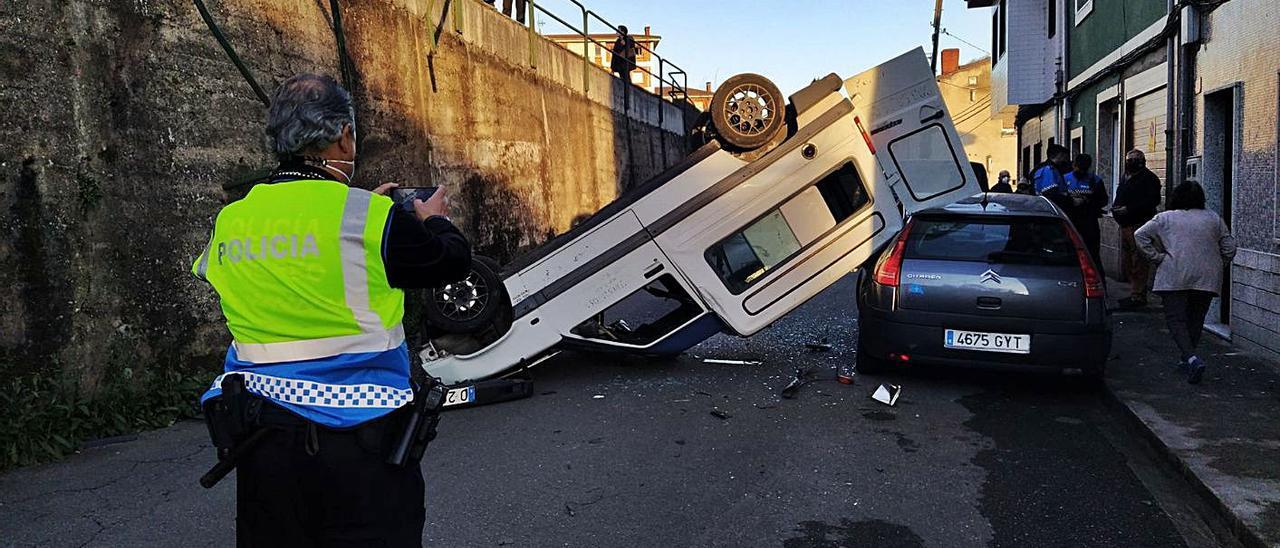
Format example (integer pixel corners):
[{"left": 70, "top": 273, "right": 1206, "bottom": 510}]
[{"left": 914, "top": 193, "right": 1064, "bottom": 219}]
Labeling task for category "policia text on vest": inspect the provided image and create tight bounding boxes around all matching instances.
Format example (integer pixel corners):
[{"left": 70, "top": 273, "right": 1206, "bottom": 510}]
[{"left": 216, "top": 232, "right": 321, "bottom": 263}]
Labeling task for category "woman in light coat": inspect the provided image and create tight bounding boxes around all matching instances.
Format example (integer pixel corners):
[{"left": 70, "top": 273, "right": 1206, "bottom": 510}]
[{"left": 1134, "top": 182, "right": 1236, "bottom": 384}]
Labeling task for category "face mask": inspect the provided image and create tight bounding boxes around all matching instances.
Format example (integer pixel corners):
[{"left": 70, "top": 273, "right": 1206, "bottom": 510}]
[{"left": 319, "top": 159, "right": 356, "bottom": 184}]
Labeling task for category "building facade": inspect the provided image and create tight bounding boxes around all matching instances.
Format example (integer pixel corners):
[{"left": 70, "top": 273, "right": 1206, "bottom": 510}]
[
  {"left": 969, "top": 0, "right": 1280, "bottom": 360},
  {"left": 936, "top": 49, "right": 1018, "bottom": 179}
]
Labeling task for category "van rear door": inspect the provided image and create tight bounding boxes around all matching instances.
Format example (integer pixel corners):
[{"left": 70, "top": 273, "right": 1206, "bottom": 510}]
[{"left": 844, "top": 48, "right": 981, "bottom": 214}]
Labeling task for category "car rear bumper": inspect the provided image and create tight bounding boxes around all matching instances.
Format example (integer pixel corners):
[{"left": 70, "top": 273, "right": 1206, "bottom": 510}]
[{"left": 858, "top": 313, "right": 1111, "bottom": 374}]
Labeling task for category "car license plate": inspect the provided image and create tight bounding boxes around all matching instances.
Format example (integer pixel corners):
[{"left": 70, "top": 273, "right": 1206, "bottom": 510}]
[
  {"left": 944, "top": 329, "right": 1031, "bottom": 354},
  {"left": 443, "top": 385, "right": 475, "bottom": 407}
]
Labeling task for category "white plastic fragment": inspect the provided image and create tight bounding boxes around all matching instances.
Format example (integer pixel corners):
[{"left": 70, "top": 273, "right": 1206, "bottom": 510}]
[
  {"left": 871, "top": 384, "right": 901, "bottom": 406},
  {"left": 703, "top": 359, "right": 763, "bottom": 366}
]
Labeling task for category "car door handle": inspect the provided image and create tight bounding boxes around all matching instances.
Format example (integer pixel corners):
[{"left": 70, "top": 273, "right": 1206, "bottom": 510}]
[{"left": 976, "top": 296, "right": 1002, "bottom": 310}]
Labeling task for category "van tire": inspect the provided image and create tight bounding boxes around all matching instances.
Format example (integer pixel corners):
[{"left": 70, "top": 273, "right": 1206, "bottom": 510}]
[
  {"left": 423, "top": 255, "right": 508, "bottom": 334},
  {"left": 710, "top": 73, "right": 786, "bottom": 151}
]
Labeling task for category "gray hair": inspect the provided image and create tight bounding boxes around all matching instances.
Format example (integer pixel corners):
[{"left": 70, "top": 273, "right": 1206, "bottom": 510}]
[{"left": 265, "top": 74, "right": 355, "bottom": 161}]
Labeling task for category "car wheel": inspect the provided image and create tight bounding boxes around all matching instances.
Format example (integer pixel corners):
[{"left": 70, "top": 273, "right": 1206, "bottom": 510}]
[
  {"left": 855, "top": 338, "right": 890, "bottom": 375},
  {"left": 709, "top": 73, "right": 786, "bottom": 151},
  {"left": 423, "top": 255, "right": 508, "bottom": 334}
]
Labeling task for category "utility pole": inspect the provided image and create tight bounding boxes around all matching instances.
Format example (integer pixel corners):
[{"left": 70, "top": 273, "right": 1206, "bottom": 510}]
[{"left": 929, "top": 0, "right": 944, "bottom": 74}]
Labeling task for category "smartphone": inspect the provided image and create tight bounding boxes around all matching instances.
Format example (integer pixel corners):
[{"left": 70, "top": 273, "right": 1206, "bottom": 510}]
[{"left": 390, "top": 187, "right": 439, "bottom": 214}]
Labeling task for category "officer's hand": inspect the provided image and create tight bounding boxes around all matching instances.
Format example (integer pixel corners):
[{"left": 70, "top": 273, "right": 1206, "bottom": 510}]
[
  {"left": 413, "top": 187, "right": 449, "bottom": 221},
  {"left": 373, "top": 183, "right": 399, "bottom": 196}
]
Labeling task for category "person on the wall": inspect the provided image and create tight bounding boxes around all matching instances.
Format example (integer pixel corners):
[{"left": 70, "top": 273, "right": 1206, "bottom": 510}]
[
  {"left": 1114, "top": 149, "right": 1164, "bottom": 309},
  {"left": 502, "top": 0, "right": 527, "bottom": 25},
  {"left": 611, "top": 25, "right": 639, "bottom": 82}
]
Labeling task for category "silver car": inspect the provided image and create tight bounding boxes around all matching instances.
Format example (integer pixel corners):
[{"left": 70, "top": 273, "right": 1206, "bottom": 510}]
[{"left": 855, "top": 193, "right": 1112, "bottom": 381}]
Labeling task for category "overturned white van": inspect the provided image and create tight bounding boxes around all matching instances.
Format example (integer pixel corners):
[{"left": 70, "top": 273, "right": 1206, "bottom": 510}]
[{"left": 419, "top": 48, "right": 981, "bottom": 395}]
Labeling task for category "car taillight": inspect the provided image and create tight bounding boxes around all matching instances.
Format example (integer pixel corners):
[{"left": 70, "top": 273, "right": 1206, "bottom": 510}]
[
  {"left": 1064, "top": 221, "right": 1105, "bottom": 299},
  {"left": 873, "top": 219, "right": 914, "bottom": 287}
]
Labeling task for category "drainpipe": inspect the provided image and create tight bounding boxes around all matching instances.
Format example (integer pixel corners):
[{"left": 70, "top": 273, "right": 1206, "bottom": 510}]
[
  {"left": 1058, "top": 0, "right": 1069, "bottom": 146},
  {"left": 1165, "top": 0, "right": 1178, "bottom": 196}
]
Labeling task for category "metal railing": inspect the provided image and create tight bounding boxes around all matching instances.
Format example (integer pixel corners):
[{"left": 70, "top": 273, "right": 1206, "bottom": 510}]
[{"left": 522, "top": 0, "right": 691, "bottom": 108}]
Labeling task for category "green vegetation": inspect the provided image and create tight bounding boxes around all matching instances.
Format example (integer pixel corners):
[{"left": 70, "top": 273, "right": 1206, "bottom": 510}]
[{"left": 0, "top": 367, "right": 209, "bottom": 472}]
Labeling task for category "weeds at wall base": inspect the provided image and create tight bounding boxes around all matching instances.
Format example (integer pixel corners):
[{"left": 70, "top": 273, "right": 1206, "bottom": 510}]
[{"left": 0, "top": 367, "right": 212, "bottom": 472}]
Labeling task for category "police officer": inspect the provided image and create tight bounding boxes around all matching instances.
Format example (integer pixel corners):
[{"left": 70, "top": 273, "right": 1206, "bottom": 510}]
[{"left": 192, "top": 73, "right": 471, "bottom": 546}]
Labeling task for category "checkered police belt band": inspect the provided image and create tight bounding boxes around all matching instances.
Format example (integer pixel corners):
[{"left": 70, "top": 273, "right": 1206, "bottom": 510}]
[{"left": 211, "top": 372, "right": 413, "bottom": 409}]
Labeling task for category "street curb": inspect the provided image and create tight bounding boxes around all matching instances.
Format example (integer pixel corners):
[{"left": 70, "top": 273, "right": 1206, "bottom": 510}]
[{"left": 1100, "top": 381, "right": 1272, "bottom": 548}]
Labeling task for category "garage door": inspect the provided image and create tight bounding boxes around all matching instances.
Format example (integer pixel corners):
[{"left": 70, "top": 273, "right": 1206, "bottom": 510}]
[{"left": 1126, "top": 88, "right": 1167, "bottom": 189}]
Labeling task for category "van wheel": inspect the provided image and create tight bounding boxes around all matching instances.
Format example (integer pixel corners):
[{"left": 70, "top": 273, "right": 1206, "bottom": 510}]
[
  {"left": 423, "top": 255, "right": 508, "bottom": 334},
  {"left": 710, "top": 73, "right": 786, "bottom": 151}
]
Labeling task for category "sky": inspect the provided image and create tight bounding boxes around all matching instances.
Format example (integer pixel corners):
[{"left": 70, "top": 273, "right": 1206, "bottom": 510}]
[{"left": 533, "top": 0, "right": 996, "bottom": 94}]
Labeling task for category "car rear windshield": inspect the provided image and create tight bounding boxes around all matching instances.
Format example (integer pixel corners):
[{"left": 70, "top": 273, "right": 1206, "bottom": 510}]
[{"left": 904, "top": 217, "right": 1077, "bottom": 266}]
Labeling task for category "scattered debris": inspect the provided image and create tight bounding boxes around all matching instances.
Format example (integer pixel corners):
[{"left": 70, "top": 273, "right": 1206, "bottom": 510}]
[
  {"left": 674, "top": 439, "right": 686, "bottom": 445},
  {"left": 563, "top": 503, "right": 576, "bottom": 517},
  {"left": 703, "top": 358, "right": 763, "bottom": 366},
  {"left": 710, "top": 409, "right": 732, "bottom": 420},
  {"left": 837, "top": 361, "right": 856, "bottom": 385},
  {"left": 782, "top": 368, "right": 828, "bottom": 399},
  {"left": 694, "top": 390, "right": 712, "bottom": 397},
  {"left": 592, "top": 394, "right": 605, "bottom": 399},
  {"left": 805, "top": 340, "right": 833, "bottom": 352},
  {"left": 540, "top": 390, "right": 558, "bottom": 396},
  {"left": 753, "top": 403, "right": 779, "bottom": 410},
  {"left": 871, "top": 384, "right": 901, "bottom": 406}
]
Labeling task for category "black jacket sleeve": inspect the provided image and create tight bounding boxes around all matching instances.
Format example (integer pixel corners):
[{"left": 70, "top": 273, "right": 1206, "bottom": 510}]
[
  {"left": 1087, "top": 175, "right": 1109, "bottom": 217},
  {"left": 383, "top": 208, "right": 472, "bottom": 289}
]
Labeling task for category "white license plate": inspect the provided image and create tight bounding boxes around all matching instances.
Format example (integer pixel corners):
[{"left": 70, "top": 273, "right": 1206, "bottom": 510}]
[
  {"left": 442, "top": 385, "right": 476, "bottom": 407},
  {"left": 944, "top": 329, "right": 1031, "bottom": 354}
]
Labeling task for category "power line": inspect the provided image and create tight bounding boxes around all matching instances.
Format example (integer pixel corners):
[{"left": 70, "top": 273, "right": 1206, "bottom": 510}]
[
  {"left": 941, "top": 28, "right": 991, "bottom": 56},
  {"left": 948, "top": 93, "right": 992, "bottom": 121}
]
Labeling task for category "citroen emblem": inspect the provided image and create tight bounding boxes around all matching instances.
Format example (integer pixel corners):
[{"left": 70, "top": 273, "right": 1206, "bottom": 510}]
[{"left": 980, "top": 269, "right": 1002, "bottom": 284}]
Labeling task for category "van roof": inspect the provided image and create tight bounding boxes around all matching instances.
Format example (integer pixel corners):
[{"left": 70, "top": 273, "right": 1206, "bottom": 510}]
[{"left": 915, "top": 193, "right": 1063, "bottom": 219}]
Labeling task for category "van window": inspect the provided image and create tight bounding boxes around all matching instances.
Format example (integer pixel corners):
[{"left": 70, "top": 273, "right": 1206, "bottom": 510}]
[
  {"left": 570, "top": 274, "right": 703, "bottom": 345},
  {"left": 888, "top": 125, "right": 966, "bottom": 201},
  {"left": 815, "top": 163, "right": 870, "bottom": 221},
  {"left": 905, "top": 218, "right": 1076, "bottom": 266},
  {"left": 706, "top": 210, "right": 801, "bottom": 294}
]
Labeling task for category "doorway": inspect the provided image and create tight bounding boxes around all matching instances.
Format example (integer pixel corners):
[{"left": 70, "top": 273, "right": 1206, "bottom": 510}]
[{"left": 1202, "top": 86, "right": 1239, "bottom": 330}]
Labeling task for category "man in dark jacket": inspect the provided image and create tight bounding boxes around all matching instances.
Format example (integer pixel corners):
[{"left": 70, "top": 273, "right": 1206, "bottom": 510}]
[
  {"left": 1112, "top": 149, "right": 1163, "bottom": 308},
  {"left": 610, "top": 26, "right": 638, "bottom": 81}
]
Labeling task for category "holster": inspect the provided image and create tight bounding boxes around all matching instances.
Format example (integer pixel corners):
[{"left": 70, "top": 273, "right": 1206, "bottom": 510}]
[
  {"left": 202, "top": 374, "right": 264, "bottom": 460},
  {"left": 387, "top": 376, "right": 447, "bottom": 467}
]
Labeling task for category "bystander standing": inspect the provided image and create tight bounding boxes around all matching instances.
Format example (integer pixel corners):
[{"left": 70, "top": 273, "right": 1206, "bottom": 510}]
[
  {"left": 611, "top": 25, "right": 638, "bottom": 81},
  {"left": 1113, "top": 149, "right": 1163, "bottom": 308},
  {"left": 990, "top": 170, "right": 1013, "bottom": 193},
  {"left": 502, "top": 0, "right": 527, "bottom": 24},
  {"left": 1134, "top": 182, "right": 1236, "bottom": 384}
]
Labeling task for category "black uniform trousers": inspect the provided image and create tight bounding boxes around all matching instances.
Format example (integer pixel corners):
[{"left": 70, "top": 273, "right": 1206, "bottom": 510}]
[{"left": 236, "top": 404, "right": 425, "bottom": 547}]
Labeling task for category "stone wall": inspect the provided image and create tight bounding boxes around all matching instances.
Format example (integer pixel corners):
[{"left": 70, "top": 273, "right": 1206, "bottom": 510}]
[{"left": 0, "top": 0, "right": 691, "bottom": 389}]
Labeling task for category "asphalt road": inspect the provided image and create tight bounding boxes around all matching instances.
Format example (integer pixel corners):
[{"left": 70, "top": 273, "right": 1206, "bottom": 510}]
[
  {"left": 0, "top": 276, "right": 1210, "bottom": 547},
  {"left": 421, "top": 276, "right": 1189, "bottom": 547}
]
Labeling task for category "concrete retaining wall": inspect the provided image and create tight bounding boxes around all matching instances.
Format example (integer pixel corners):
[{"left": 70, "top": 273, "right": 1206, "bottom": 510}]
[{"left": 0, "top": 0, "right": 691, "bottom": 388}]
